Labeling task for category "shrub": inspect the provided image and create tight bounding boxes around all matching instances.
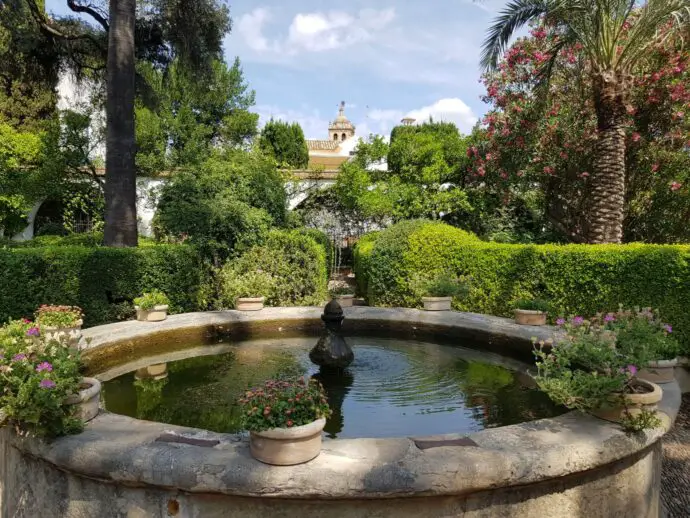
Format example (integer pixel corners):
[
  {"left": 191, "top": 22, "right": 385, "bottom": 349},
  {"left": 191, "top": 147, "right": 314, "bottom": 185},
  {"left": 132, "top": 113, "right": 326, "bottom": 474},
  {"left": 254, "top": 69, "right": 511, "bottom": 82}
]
[
  {"left": 133, "top": 291, "right": 170, "bottom": 311},
  {"left": 297, "top": 227, "right": 333, "bottom": 273},
  {"left": 0, "top": 244, "right": 209, "bottom": 326},
  {"left": 35, "top": 305, "right": 83, "bottom": 328},
  {"left": 606, "top": 308, "right": 680, "bottom": 362},
  {"left": 238, "top": 377, "right": 331, "bottom": 432},
  {"left": 352, "top": 231, "right": 380, "bottom": 297},
  {"left": 353, "top": 220, "right": 690, "bottom": 352},
  {"left": 220, "top": 230, "right": 327, "bottom": 308},
  {"left": 411, "top": 271, "right": 469, "bottom": 298},
  {"left": 220, "top": 269, "right": 276, "bottom": 302},
  {"left": 0, "top": 319, "right": 83, "bottom": 437},
  {"left": 153, "top": 150, "right": 287, "bottom": 256}
]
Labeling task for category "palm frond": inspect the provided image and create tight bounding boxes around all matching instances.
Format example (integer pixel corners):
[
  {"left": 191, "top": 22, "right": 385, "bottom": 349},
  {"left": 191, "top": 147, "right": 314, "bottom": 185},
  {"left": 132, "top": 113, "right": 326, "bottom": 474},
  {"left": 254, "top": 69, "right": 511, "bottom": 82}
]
[{"left": 480, "top": 0, "right": 551, "bottom": 70}]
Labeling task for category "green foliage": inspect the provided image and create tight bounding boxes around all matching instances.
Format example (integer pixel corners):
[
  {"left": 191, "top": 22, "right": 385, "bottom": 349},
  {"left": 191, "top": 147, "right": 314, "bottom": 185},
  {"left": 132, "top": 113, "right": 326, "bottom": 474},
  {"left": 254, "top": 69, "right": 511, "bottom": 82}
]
[
  {"left": 136, "top": 58, "right": 258, "bottom": 172},
  {"left": 353, "top": 220, "right": 690, "bottom": 352},
  {"left": 335, "top": 127, "right": 472, "bottom": 223},
  {"left": 620, "top": 408, "right": 662, "bottom": 433},
  {"left": 153, "top": 149, "right": 286, "bottom": 257},
  {"left": 0, "top": 244, "right": 209, "bottom": 326},
  {"left": 412, "top": 271, "right": 469, "bottom": 298},
  {"left": 35, "top": 305, "right": 82, "bottom": 328},
  {"left": 259, "top": 119, "right": 309, "bottom": 169},
  {"left": 219, "top": 230, "right": 328, "bottom": 307},
  {"left": 514, "top": 298, "right": 550, "bottom": 312},
  {"left": 220, "top": 269, "right": 275, "bottom": 301},
  {"left": 296, "top": 227, "right": 333, "bottom": 274},
  {"left": 0, "top": 319, "right": 83, "bottom": 437},
  {"left": 238, "top": 377, "right": 331, "bottom": 432},
  {"left": 607, "top": 308, "right": 681, "bottom": 362},
  {"left": 533, "top": 318, "right": 661, "bottom": 432},
  {"left": 133, "top": 290, "right": 170, "bottom": 310}
]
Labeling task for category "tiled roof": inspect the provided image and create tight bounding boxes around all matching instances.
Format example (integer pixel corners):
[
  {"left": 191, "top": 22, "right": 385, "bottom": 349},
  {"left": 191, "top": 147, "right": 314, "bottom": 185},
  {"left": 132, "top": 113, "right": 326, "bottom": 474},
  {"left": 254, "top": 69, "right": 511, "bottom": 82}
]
[{"left": 307, "top": 140, "right": 340, "bottom": 151}]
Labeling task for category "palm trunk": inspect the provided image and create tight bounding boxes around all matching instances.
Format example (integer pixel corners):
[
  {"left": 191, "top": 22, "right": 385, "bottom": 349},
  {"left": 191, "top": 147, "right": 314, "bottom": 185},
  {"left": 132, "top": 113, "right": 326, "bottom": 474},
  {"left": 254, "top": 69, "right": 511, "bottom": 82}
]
[
  {"left": 103, "top": 0, "right": 138, "bottom": 247},
  {"left": 588, "top": 73, "right": 627, "bottom": 244}
]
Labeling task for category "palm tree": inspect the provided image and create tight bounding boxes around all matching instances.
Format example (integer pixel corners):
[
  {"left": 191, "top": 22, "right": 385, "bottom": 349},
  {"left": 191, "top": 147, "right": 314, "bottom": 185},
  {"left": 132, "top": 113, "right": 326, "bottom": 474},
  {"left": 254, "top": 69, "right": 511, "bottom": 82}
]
[
  {"left": 104, "top": 0, "right": 137, "bottom": 247},
  {"left": 481, "top": 0, "right": 690, "bottom": 243}
]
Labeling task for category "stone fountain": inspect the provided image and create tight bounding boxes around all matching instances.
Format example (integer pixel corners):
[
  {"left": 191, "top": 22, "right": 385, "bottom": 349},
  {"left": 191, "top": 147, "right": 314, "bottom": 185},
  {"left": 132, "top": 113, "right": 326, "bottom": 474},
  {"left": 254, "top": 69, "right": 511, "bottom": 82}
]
[{"left": 309, "top": 299, "right": 353, "bottom": 369}]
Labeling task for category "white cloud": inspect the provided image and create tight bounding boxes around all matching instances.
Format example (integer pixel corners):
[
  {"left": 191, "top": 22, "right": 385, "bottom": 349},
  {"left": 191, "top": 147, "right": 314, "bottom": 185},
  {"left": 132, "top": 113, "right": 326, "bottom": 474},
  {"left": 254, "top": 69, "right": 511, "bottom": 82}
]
[
  {"left": 405, "top": 98, "right": 478, "bottom": 133},
  {"left": 255, "top": 104, "right": 330, "bottom": 140},
  {"left": 237, "top": 7, "right": 272, "bottom": 52},
  {"left": 238, "top": 7, "right": 396, "bottom": 54}
]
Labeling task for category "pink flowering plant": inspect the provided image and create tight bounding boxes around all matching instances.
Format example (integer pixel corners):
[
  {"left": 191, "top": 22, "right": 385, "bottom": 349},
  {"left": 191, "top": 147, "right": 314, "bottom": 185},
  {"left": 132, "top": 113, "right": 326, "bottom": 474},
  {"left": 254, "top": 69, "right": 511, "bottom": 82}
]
[
  {"left": 534, "top": 314, "right": 660, "bottom": 431},
  {"left": 238, "top": 377, "right": 331, "bottom": 432},
  {"left": 602, "top": 307, "right": 680, "bottom": 362},
  {"left": 0, "top": 319, "right": 83, "bottom": 437},
  {"left": 35, "top": 305, "right": 83, "bottom": 329}
]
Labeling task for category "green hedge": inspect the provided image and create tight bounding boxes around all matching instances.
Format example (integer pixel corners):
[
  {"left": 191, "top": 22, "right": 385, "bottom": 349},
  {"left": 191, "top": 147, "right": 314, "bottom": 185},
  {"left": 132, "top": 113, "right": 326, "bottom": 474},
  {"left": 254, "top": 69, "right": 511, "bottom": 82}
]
[
  {"left": 0, "top": 244, "right": 210, "bottom": 326},
  {"left": 354, "top": 220, "right": 690, "bottom": 351},
  {"left": 220, "top": 230, "right": 328, "bottom": 307},
  {"left": 296, "top": 227, "right": 333, "bottom": 271}
]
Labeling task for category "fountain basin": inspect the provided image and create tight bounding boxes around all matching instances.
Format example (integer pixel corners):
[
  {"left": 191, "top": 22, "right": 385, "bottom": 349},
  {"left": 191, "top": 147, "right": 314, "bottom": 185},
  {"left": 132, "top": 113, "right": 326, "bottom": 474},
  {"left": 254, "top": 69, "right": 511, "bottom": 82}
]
[{"left": 0, "top": 307, "right": 680, "bottom": 518}]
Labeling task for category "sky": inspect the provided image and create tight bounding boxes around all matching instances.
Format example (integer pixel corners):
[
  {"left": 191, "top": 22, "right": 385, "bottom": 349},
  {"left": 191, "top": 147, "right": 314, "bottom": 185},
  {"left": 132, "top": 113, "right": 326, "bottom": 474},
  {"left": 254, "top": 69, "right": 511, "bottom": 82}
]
[{"left": 46, "top": 0, "right": 510, "bottom": 139}]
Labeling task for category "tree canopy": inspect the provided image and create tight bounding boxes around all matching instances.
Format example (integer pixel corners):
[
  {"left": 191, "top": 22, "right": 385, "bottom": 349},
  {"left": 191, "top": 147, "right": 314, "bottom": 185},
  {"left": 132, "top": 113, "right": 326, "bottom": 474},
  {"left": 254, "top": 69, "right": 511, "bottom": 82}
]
[{"left": 259, "top": 119, "right": 309, "bottom": 169}]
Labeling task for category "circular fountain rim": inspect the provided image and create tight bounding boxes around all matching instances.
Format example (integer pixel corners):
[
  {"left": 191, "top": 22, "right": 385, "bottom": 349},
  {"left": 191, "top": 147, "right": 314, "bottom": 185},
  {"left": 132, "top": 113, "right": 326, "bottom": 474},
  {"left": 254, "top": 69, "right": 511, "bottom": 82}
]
[{"left": 7, "top": 307, "right": 681, "bottom": 500}]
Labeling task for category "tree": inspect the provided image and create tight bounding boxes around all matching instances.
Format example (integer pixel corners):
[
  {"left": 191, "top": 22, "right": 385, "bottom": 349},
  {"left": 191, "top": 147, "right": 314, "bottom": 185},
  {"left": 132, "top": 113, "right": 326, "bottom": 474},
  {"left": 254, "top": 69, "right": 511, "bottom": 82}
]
[
  {"left": 0, "top": 0, "right": 59, "bottom": 131},
  {"left": 482, "top": 0, "right": 690, "bottom": 243},
  {"left": 22, "top": 0, "right": 232, "bottom": 246},
  {"left": 472, "top": 17, "right": 690, "bottom": 243},
  {"left": 335, "top": 125, "right": 471, "bottom": 224},
  {"left": 104, "top": 0, "right": 136, "bottom": 247},
  {"left": 259, "top": 119, "right": 309, "bottom": 169},
  {"left": 136, "top": 57, "right": 258, "bottom": 174}
]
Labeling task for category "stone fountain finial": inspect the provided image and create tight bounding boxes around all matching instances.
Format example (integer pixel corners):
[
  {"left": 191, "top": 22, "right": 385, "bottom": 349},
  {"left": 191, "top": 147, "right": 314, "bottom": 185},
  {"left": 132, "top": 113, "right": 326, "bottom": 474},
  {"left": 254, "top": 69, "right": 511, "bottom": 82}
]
[{"left": 309, "top": 299, "right": 353, "bottom": 368}]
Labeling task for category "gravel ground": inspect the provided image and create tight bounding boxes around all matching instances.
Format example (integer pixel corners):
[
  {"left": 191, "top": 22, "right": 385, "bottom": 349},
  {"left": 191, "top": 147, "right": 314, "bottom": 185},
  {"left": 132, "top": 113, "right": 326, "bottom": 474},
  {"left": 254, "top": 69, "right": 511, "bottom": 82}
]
[{"left": 662, "top": 393, "right": 690, "bottom": 518}]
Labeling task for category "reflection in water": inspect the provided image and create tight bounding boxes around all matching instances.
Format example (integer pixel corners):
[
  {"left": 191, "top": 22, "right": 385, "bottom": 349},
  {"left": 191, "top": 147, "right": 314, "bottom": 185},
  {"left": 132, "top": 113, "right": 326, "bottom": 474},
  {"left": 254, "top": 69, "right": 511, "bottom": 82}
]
[
  {"left": 102, "top": 337, "right": 564, "bottom": 438},
  {"left": 311, "top": 367, "right": 354, "bottom": 438}
]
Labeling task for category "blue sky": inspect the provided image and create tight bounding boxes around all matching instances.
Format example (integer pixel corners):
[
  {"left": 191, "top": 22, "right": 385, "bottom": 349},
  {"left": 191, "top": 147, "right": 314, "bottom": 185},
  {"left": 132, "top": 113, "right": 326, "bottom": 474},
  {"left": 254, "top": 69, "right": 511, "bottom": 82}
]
[{"left": 46, "top": 0, "right": 509, "bottom": 139}]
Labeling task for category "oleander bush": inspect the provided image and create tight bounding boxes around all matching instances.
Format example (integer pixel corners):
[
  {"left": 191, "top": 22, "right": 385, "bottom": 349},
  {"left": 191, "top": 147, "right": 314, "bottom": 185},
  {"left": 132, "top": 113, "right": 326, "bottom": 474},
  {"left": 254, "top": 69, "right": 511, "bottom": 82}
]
[{"left": 353, "top": 220, "right": 690, "bottom": 352}]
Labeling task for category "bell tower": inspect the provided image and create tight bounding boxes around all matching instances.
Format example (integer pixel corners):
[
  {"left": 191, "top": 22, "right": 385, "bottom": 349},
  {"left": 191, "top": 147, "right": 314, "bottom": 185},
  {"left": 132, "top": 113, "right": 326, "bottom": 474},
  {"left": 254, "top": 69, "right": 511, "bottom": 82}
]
[{"left": 329, "top": 101, "right": 355, "bottom": 142}]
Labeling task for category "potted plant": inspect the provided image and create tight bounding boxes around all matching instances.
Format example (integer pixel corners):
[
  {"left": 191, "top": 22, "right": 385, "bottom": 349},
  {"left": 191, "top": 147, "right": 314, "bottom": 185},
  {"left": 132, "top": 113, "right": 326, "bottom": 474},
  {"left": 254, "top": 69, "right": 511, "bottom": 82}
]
[
  {"left": 133, "top": 291, "right": 170, "bottom": 322},
  {"left": 606, "top": 308, "right": 680, "bottom": 384},
  {"left": 35, "top": 305, "right": 83, "bottom": 346},
  {"left": 238, "top": 377, "right": 332, "bottom": 465},
  {"left": 330, "top": 285, "right": 355, "bottom": 308},
  {"left": 534, "top": 316, "right": 662, "bottom": 432},
  {"left": 225, "top": 270, "right": 275, "bottom": 311},
  {"left": 414, "top": 272, "right": 468, "bottom": 311},
  {"left": 513, "top": 298, "right": 550, "bottom": 326},
  {"left": 0, "top": 319, "right": 98, "bottom": 437}
]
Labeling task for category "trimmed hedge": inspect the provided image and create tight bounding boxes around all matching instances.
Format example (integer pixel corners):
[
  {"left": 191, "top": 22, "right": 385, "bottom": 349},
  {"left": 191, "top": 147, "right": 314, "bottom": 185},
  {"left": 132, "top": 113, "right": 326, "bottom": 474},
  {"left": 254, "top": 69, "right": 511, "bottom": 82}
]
[
  {"left": 220, "top": 230, "right": 328, "bottom": 307},
  {"left": 0, "top": 245, "right": 210, "bottom": 326},
  {"left": 354, "top": 220, "right": 690, "bottom": 352}
]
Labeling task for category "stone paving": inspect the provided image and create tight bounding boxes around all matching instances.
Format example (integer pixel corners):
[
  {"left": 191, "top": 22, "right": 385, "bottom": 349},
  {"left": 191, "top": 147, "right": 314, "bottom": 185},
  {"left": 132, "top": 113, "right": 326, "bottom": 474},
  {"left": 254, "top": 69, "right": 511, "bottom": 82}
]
[{"left": 662, "top": 393, "right": 690, "bottom": 517}]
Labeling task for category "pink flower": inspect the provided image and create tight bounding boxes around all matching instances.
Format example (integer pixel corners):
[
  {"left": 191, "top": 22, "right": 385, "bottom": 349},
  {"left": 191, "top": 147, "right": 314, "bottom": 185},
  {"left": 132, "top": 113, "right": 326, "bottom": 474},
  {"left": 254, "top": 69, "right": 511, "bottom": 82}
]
[
  {"left": 580, "top": 172, "right": 590, "bottom": 178},
  {"left": 36, "top": 362, "right": 53, "bottom": 373},
  {"left": 631, "top": 132, "right": 641, "bottom": 142},
  {"left": 26, "top": 327, "right": 40, "bottom": 337},
  {"left": 671, "top": 181, "right": 682, "bottom": 191},
  {"left": 664, "top": 324, "right": 673, "bottom": 334},
  {"left": 627, "top": 365, "right": 638, "bottom": 376},
  {"left": 604, "top": 313, "right": 616, "bottom": 323},
  {"left": 572, "top": 316, "right": 584, "bottom": 326},
  {"left": 652, "top": 163, "right": 660, "bottom": 172},
  {"left": 556, "top": 318, "right": 566, "bottom": 326},
  {"left": 39, "top": 379, "right": 56, "bottom": 389},
  {"left": 12, "top": 354, "right": 26, "bottom": 362},
  {"left": 543, "top": 166, "right": 554, "bottom": 175}
]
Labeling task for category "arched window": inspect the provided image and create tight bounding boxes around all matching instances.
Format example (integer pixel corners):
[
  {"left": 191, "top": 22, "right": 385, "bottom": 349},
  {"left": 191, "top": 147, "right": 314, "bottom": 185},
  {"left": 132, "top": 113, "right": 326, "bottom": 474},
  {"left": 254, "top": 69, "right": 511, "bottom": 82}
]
[
  {"left": 333, "top": 133, "right": 339, "bottom": 141},
  {"left": 342, "top": 133, "right": 347, "bottom": 141}
]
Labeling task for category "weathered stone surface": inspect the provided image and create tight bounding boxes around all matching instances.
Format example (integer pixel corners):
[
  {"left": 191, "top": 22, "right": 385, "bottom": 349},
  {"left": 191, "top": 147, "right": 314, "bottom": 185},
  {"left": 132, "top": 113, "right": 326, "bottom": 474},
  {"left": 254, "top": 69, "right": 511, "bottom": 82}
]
[
  {"left": 0, "top": 308, "right": 677, "bottom": 517},
  {"left": 309, "top": 330, "right": 354, "bottom": 368}
]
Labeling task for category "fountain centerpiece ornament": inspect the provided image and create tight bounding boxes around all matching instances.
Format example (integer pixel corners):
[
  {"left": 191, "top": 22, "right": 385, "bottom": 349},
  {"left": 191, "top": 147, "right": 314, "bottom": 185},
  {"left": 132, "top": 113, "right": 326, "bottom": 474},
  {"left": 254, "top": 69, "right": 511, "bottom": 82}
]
[{"left": 309, "top": 299, "right": 354, "bottom": 368}]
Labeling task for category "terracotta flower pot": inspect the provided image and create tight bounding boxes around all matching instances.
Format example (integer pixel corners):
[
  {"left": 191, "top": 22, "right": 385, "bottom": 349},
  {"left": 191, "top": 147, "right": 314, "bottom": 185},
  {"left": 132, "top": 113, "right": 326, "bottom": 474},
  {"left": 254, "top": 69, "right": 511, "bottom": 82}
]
[
  {"left": 422, "top": 297, "right": 452, "bottom": 311},
  {"left": 638, "top": 359, "right": 678, "bottom": 384},
  {"left": 514, "top": 309, "right": 547, "bottom": 326},
  {"left": 250, "top": 418, "right": 326, "bottom": 466},
  {"left": 42, "top": 320, "right": 83, "bottom": 346},
  {"left": 335, "top": 295, "right": 354, "bottom": 308},
  {"left": 590, "top": 379, "right": 662, "bottom": 424},
  {"left": 135, "top": 305, "right": 169, "bottom": 322},
  {"left": 236, "top": 297, "right": 265, "bottom": 311},
  {"left": 64, "top": 377, "right": 101, "bottom": 423}
]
